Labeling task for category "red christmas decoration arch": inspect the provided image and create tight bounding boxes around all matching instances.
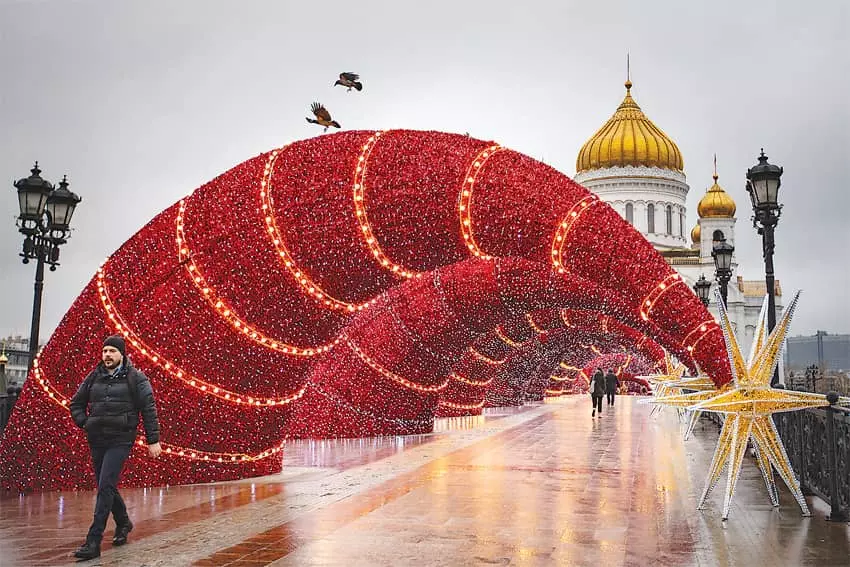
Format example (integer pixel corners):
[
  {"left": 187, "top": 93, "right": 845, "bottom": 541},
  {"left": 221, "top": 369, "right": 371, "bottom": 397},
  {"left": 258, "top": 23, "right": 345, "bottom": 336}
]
[{"left": 0, "top": 130, "right": 730, "bottom": 492}]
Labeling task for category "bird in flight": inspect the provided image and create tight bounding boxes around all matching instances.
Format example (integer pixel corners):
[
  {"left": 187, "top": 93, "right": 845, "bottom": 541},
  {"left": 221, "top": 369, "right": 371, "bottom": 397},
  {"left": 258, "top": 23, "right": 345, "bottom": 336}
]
[
  {"left": 334, "top": 72, "right": 363, "bottom": 91},
  {"left": 306, "top": 102, "right": 341, "bottom": 132}
]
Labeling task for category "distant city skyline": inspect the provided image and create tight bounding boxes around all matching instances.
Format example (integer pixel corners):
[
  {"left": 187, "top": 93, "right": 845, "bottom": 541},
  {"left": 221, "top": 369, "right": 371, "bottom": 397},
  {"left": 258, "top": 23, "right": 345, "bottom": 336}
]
[{"left": 1, "top": 0, "right": 848, "bottom": 340}]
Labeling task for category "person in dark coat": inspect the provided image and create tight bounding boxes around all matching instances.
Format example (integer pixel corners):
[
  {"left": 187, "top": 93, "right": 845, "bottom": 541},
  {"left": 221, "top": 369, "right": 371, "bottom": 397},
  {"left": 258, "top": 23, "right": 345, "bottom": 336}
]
[
  {"left": 605, "top": 368, "right": 620, "bottom": 406},
  {"left": 69, "top": 335, "right": 161, "bottom": 560},
  {"left": 590, "top": 367, "right": 605, "bottom": 417}
]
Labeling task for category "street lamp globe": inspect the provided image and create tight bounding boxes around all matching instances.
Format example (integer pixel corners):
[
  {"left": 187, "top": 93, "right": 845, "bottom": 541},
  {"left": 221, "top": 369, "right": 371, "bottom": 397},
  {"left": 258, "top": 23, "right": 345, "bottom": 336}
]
[
  {"left": 693, "top": 274, "right": 711, "bottom": 306},
  {"left": 746, "top": 149, "right": 783, "bottom": 216},
  {"left": 712, "top": 238, "right": 734, "bottom": 273},
  {"left": 14, "top": 163, "right": 54, "bottom": 227},
  {"left": 45, "top": 176, "right": 82, "bottom": 238}
]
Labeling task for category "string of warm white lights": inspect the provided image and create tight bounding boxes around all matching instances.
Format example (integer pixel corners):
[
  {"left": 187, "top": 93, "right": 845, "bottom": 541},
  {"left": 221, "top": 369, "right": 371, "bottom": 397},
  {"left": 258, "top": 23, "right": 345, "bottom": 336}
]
[
  {"left": 449, "top": 372, "right": 494, "bottom": 387},
  {"left": 438, "top": 398, "right": 486, "bottom": 410},
  {"left": 95, "top": 263, "right": 307, "bottom": 406},
  {"left": 639, "top": 273, "right": 685, "bottom": 321},
  {"left": 342, "top": 333, "right": 449, "bottom": 393},
  {"left": 261, "top": 146, "right": 370, "bottom": 312},
  {"left": 176, "top": 199, "right": 337, "bottom": 356},
  {"left": 551, "top": 195, "right": 601, "bottom": 274},
  {"left": 458, "top": 145, "right": 502, "bottom": 259},
  {"left": 353, "top": 131, "right": 419, "bottom": 279}
]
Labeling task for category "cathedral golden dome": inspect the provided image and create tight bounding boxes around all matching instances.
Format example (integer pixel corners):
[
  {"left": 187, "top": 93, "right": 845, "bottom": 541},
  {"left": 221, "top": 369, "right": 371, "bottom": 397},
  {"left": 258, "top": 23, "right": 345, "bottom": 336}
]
[
  {"left": 697, "top": 172, "right": 736, "bottom": 218},
  {"left": 576, "top": 80, "right": 684, "bottom": 173},
  {"left": 690, "top": 223, "right": 701, "bottom": 246}
]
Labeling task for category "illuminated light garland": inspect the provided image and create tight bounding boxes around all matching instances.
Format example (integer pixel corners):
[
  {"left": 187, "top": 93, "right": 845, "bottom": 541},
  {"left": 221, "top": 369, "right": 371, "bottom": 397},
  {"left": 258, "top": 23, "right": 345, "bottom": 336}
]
[
  {"left": 449, "top": 372, "right": 494, "bottom": 387},
  {"left": 29, "top": 359, "right": 284, "bottom": 463},
  {"left": 639, "top": 273, "right": 685, "bottom": 321},
  {"left": 261, "top": 147, "right": 368, "bottom": 312},
  {"left": 468, "top": 347, "right": 507, "bottom": 365},
  {"left": 687, "top": 325, "right": 722, "bottom": 354},
  {"left": 495, "top": 326, "right": 522, "bottom": 348},
  {"left": 550, "top": 374, "right": 572, "bottom": 383},
  {"left": 559, "top": 362, "right": 583, "bottom": 372},
  {"left": 580, "top": 343, "right": 603, "bottom": 356},
  {"left": 438, "top": 398, "right": 486, "bottom": 410},
  {"left": 342, "top": 334, "right": 449, "bottom": 393},
  {"left": 526, "top": 313, "right": 547, "bottom": 334},
  {"left": 176, "top": 200, "right": 337, "bottom": 356},
  {"left": 458, "top": 145, "right": 503, "bottom": 258},
  {"left": 560, "top": 310, "right": 574, "bottom": 328},
  {"left": 96, "top": 264, "right": 306, "bottom": 406},
  {"left": 352, "top": 131, "right": 419, "bottom": 279},
  {"left": 550, "top": 195, "right": 601, "bottom": 273},
  {"left": 601, "top": 315, "right": 609, "bottom": 334},
  {"left": 545, "top": 388, "right": 565, "bottom": 396}
]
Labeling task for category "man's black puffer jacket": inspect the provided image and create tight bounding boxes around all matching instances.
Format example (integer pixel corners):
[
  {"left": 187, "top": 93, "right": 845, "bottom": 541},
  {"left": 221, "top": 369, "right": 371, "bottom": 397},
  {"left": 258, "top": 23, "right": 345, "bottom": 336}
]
[{"left": 70, "top": 358, "right": 160, "bottom": 446}]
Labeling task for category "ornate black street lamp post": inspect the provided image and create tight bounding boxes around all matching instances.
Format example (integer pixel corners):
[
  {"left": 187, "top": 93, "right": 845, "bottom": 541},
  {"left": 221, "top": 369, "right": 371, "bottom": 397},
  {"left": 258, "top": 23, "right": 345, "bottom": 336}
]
[
  {"left": 14, "top": 163, "right": 81, "bottom": 368},
  {"left": 712, "top": 238, "right": 734, "bottom": 307},
  {"left": 747, "top": 149, "right": 783, "bottom": 386},
  {"left": 693, "top": 274, "right": 711, "bottom": 307}
]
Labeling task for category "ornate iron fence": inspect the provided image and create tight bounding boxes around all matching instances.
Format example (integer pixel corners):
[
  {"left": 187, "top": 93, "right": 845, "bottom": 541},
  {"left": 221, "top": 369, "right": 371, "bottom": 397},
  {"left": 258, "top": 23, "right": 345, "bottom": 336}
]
[{"left": 774, "top": 401, "right": 850, "bottom": 521}]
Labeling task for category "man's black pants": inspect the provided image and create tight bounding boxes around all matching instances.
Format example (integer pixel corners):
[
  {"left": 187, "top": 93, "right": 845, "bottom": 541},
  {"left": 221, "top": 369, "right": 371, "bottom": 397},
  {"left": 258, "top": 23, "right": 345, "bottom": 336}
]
[
  {"left": 607, "top": 392, "right": 616, "bottom": 405},
  {"left": 87, "top": 444, "right": 132, "bottom": 543}
]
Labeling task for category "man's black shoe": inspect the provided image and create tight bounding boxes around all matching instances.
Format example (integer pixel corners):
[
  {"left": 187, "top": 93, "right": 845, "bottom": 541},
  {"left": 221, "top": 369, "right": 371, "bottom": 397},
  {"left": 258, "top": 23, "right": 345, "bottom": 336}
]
[
  {"left": 113, "top": 520, "right": 134, "bottom": 546},
  {"left": 73, "top": 541, "right": 101, "bottom": 560}
]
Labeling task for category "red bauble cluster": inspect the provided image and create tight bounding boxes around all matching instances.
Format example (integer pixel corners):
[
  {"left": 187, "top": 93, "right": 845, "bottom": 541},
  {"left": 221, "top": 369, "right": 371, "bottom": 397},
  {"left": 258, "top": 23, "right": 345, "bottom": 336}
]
[{"left": 0, "top": 130, "right": 730, "bottom": 492}]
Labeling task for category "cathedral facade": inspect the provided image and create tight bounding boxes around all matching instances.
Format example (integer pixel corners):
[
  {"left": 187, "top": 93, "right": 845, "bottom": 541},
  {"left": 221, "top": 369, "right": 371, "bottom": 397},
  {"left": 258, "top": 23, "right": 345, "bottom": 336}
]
[{"left": 571, "top": 79, "right": 781, "bottom": 358}]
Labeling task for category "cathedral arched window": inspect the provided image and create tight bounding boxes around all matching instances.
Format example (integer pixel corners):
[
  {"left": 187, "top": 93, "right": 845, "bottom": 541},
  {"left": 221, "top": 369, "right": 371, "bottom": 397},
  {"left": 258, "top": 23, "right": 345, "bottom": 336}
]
[
  {"left": 647, "top": 204, "right": 655, "bottom": 233},
  {"left": 679, "top": 211, "right": 684, "bottom": 237},
  {"left": 666, "top": 205, "right": 673, "bottom": 235},
  {"left": 713, "top": 229, "right": 725, "bottom": 242},
  {"left": 625, "top": 202, "right": 634, "bottom": 224}
]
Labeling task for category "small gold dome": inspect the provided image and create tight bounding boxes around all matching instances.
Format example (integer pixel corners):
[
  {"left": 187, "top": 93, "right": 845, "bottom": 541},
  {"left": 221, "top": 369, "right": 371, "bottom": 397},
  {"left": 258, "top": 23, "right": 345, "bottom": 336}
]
[
  {"left": 690, "top": 223, "right": 701, "bottom": 246},
  {"left": 576, "top": 81, "right": 684, "bottom": 173},
  {"left": 697, "top": 173, "right": 736, "bottom": 218}
]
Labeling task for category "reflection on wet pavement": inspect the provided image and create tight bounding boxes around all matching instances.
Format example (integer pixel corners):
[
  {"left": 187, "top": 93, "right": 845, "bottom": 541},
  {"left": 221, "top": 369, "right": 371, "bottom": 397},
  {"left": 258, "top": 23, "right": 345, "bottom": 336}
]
[{"left": 2, "top": 397, "right": 848, "bottom": 566}]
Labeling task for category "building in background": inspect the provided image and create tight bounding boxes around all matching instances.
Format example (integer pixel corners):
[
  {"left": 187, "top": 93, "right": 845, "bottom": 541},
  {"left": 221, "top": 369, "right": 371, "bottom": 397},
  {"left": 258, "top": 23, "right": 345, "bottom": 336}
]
[
  {"left": 0, "top": 336, "right": 34, "bottom": 386},
  {"left": 571, "top": 79, "right": 781, "bottom": 357}
]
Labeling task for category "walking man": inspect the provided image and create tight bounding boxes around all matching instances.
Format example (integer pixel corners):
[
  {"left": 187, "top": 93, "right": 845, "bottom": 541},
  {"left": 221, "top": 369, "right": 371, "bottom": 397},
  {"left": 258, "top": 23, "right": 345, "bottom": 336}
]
[
  {"left": 69, "top": 335, "right": 161, "bottom": 560},
  {"left": 605, "top": 368, "right": 620, "bottom": 406},
  {"left": 590, "top": 367, "right": 605, "bottom": 417}
]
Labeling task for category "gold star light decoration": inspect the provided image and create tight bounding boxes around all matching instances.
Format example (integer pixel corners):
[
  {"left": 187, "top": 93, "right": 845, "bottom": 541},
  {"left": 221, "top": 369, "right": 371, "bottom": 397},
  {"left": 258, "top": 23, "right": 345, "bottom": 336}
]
[
  {"left": 641, "top": 351, "right": 688, "bottom": 417},
  {"left": 690, "top": 289, "right": 841, "bottom": 520}
]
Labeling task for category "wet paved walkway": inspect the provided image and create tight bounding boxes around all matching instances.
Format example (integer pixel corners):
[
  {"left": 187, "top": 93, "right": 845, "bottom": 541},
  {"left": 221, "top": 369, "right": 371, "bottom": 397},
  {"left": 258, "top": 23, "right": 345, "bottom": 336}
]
[{"left": 2, "top": 396, "right": 849, "bottom": 566}]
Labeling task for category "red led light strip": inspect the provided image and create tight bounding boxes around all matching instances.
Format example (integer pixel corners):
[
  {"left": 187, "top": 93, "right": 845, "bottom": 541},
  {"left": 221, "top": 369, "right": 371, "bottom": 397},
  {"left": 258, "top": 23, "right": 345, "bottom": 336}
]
[
  {"left": 468, "top": 347, "right": 507, "bottom": 365},
  {"left": 495, "top": 326, "right": 522, "bottom": 347},
  {"left": 438, "top": 399, "right": 485, "bottom": 410},
  {"left": 459, "top": 145, "right": 503, "bottom": 258},
  {"left": 683, "top": 321, "right": 721, "bottom": 353},
  {"left": 343, "top": 334, "right": 449, "bottom": 393},
  {"left": 353, "top": 131, "right": 419, "bottom": 279},
  {"left": 526, "top": 313, "right": 546, "bottom": 334},
  {"left": 639, "top": 273, "right": 685, "bottom": 321},
  {"left": 30, "top": 359, "right": 284, "bottom": 462},
  {"left": 551, "top": 195, "right": 601, "bottom": 273},
  {"left": 176, "top": 200, "right": 337, "bottom": 356},
  {"left": 96, "top": 263, "right": 306, "bottom": 406},
  {"left": 261, "top": 147, "right": 369, "bottom": 312},
  {"left": 449, "top": 372, "right": 494, "bottom": 387}
]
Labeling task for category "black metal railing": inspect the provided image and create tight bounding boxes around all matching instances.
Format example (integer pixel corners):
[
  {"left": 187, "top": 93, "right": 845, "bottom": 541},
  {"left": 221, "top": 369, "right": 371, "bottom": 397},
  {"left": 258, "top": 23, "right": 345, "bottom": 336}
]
[
  {"left": 697, "top": 392, "right": 849, "bottom": 521},
  {"left": 774, "top": 395, "right": 849, "bottom": 521}
]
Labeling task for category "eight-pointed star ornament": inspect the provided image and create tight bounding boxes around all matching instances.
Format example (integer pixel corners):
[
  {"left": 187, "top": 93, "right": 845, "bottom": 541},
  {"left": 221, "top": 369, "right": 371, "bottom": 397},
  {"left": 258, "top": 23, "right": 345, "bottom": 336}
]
[{"left": 689, "top": 289, "right": 840, "bottom": 520}]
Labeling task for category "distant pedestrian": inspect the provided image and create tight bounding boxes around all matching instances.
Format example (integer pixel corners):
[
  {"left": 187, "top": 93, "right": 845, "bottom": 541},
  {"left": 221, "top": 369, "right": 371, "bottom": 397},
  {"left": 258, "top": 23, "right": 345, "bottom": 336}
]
[
  {"left": 605, "top": 369, "right": 620, "bottom": 406},
  {"left": 590, "top": 368, "right": 605, "bottom": 417},
  {"left": 69, "top": 335, "right": 162, "bottom": 560}
]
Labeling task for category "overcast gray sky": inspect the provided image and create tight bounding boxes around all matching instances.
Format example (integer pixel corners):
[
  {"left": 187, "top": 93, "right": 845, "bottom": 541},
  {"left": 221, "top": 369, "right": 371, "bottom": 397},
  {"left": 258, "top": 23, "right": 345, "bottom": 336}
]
[{"left": 1, "top": 0, "right": 848, "bottom": 342}]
